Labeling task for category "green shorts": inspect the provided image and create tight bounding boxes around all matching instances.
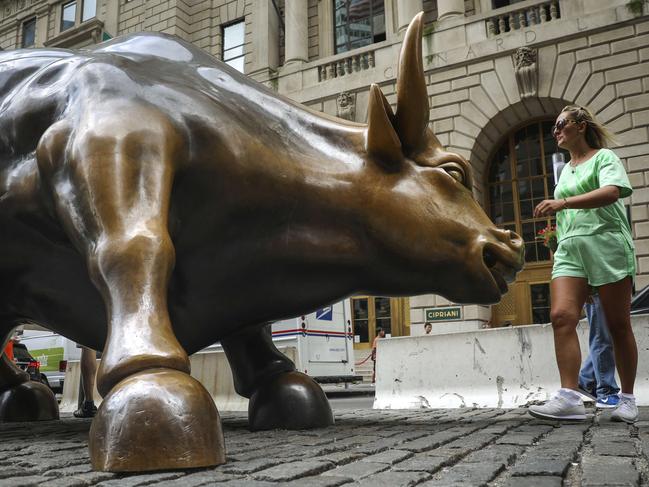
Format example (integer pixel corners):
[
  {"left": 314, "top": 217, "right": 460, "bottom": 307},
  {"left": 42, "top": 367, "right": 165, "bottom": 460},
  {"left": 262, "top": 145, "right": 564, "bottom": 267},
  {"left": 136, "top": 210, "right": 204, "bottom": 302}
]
[{"left": 552, "top": 232, "right": 636, "bottom": 287}]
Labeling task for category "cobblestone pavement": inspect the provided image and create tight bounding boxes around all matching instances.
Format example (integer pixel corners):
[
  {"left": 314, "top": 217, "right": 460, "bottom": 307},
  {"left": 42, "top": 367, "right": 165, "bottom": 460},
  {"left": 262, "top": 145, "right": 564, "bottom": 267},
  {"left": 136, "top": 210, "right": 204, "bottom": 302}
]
[{"left": 1, "top": 407, "right": 648, "bottom": 486}]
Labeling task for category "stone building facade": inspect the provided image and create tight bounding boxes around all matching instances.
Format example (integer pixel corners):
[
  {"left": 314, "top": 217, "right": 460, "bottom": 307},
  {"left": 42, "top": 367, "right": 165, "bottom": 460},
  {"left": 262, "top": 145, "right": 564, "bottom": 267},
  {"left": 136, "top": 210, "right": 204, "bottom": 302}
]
[{"left": 1, "top": 0, "right": 648, "bottom": 347}]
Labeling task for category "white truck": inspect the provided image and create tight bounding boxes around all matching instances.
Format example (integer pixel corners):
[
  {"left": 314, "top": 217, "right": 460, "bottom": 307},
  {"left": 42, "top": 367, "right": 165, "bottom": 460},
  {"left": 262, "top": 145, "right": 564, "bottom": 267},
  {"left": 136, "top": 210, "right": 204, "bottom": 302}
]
[{"left": 270, "top": 301, "right": 359, "bottom": 383}]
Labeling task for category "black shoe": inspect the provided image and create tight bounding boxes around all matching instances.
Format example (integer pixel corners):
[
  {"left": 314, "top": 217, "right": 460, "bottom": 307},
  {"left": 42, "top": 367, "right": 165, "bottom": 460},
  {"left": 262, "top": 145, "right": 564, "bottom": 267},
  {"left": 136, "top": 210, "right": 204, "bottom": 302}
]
[
  {"left": 73, "top": 401, "right": 97, "bottom": 418},
  {"left": 577, "top": 384, "right": 596, "bottom": 401}
]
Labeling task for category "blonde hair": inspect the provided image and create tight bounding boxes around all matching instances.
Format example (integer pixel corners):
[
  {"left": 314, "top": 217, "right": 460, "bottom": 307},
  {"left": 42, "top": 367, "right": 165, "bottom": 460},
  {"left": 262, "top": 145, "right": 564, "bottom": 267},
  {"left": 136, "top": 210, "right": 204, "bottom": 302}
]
[{"left": 561, "top": 105, "right": 617, "bottom": 149}]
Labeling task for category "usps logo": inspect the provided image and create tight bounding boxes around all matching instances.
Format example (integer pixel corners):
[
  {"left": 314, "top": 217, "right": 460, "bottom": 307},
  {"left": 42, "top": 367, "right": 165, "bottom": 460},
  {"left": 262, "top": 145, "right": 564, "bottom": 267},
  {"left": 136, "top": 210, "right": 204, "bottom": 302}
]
[{"left": 315, "top": 306, "right": 333, "bottom": 321}]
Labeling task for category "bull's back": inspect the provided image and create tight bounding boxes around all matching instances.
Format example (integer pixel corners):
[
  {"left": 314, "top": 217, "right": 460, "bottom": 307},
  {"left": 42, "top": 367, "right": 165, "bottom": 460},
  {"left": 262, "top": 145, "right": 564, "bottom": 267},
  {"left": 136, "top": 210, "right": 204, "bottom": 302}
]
[
  {"left": 1, "top": 33, "right": 348, "bottom": 166},
  {"left": 0, "top": 49, "right": 71, "bottom": 96},
  {"left": 0, "top": 36, "right": 200, "bottom": 157}
]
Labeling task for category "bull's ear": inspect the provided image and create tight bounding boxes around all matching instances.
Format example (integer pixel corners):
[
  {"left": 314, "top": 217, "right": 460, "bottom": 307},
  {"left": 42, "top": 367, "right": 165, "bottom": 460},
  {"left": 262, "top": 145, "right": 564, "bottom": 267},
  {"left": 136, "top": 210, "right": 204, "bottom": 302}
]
[
  {"left": 395, "top": 12, "right": 428, "bottom": 154},
  {"left": 366, "top": 83, "right": 403, "bottom": 167}
]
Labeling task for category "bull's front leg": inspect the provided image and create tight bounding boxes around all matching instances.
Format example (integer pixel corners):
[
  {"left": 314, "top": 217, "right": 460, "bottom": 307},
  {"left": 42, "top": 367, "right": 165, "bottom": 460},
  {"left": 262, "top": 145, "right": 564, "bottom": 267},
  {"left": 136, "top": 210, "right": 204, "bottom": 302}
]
[
  {"left": 0, "top": 328, "right": 59, "bottom": 421},
  {"left": 37, "top": 111, "right": 225, "bottom": 472}
]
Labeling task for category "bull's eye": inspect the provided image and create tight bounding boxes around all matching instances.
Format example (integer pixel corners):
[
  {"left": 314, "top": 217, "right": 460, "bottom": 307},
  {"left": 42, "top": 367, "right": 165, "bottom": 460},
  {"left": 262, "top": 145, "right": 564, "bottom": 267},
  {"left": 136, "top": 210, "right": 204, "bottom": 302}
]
[
  {"left": 447, "top": 168, "right": 464, "bottom": 183},
  {"left": 440, "top": 163, "right": 466, "bottom": 186}
]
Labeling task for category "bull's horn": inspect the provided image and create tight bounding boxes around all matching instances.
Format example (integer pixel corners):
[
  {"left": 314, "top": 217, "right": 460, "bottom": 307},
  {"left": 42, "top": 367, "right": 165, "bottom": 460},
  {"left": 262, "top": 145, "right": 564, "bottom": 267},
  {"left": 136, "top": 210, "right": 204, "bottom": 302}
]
[
  {"left": 395, "top": 12, "right": 428, "bottom": 154},
  {"left": 366, "top": 83, "right": 402, "bottom": 167}
]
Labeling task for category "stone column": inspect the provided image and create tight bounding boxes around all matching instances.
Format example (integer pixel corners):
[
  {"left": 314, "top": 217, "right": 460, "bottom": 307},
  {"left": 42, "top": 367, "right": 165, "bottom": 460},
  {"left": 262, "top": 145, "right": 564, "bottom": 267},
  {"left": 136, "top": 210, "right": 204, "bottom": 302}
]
[
  {"left": 103, "top": 0, "right": 120, "bottom": 39},
  {"left": 317, "top": 0, "right": 334, "bottom": 57},
  {"left": 397, "top": 0, "right": 423, "bottom": 32},
  {"left": 285, "top": 0, "right": 308, "bottom": 64},
  {"left": 438, "top": 0, "right": 465, "bottom": 20},
  {"left": 35, "top": 6, "right": 50, "bottom": 47},
  {"left": 249, "top": 0, "right": 279, "bottom": 77}
]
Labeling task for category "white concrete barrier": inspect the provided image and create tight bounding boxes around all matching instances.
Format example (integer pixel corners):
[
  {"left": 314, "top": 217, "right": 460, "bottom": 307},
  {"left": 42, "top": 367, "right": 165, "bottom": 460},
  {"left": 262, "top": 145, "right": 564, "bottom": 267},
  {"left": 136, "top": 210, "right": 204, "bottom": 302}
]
[
  {"left": 190, "top": 351, "right": 247, "bottom": 412},
  {"left": 61, "top": 347, "right": 298, "bottom": 413},
  {"left": 374, "top": 314, "right": 649, "bottom": 409}
]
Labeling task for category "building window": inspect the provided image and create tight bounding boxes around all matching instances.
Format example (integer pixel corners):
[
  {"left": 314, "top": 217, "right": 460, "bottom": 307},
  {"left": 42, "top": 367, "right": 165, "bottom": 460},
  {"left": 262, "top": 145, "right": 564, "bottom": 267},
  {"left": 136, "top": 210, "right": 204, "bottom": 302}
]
[
  {"left": 222, "top": 21, "right": 245, "bottom": 73},
  {"left": 373, "top": 297, "right": 392, "bottom": 335},
  {"left": 530, "top": 283, "right": 550, "bottom": 324},
  {"left": 351, "top": 296, "right": 392, "bottom": 346},
  {"left": 61, "top": 1, "right": 77, "bottom": 32},
  {"left": 487, "top": 121, "right": 568, "bottom": 263},
  {"left": 82, "top": 0, "right": 97, "bottom": 22},
  {"left": 22, "top": 18, "right": 36, "bottom": 47},
  {"left": 352, "top": 298, "right": 369, "bottom": 343},
  {"left": 488, "top": 120, "right": 572, "bottom": 326},
  {"left": 334, "top": 0, "right": 386, "bottom": 54}
]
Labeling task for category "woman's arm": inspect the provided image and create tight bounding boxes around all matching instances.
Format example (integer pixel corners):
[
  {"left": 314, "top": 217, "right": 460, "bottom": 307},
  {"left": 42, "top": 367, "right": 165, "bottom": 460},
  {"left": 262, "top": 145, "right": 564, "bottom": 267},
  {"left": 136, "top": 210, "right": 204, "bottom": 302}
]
[{"left": 533, "top": 185, "right": 620, "bottom": 217}]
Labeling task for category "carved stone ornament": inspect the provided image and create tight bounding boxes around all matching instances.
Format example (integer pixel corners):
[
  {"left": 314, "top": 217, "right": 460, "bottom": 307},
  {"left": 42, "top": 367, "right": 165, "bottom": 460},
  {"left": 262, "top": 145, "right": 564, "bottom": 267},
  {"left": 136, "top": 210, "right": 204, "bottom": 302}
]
[
  {"left": 336, "top": 91, "right": 356, "bottom": 121},
  {"left": 513, "top": 46, "right": 538, "bottom": 99}
]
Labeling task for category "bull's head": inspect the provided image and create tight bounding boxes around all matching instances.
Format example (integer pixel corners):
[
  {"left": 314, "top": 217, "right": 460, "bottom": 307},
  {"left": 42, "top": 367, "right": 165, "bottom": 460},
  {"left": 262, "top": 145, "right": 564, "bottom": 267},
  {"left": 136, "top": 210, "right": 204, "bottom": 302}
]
[{"left": 360, "top": 12, "right": 524, "bottom": 304}]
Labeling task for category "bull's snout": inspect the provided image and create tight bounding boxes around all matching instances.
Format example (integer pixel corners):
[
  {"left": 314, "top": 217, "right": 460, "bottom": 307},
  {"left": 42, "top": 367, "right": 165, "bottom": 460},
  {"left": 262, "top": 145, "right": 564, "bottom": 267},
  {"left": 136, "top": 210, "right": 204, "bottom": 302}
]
[{"left": 483, "top": 228, "right": 525, "bottom": 288}]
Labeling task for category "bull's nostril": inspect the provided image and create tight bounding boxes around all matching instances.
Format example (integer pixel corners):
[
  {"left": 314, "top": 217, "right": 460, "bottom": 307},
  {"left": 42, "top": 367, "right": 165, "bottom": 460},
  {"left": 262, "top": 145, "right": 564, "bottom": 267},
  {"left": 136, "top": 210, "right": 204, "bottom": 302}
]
[
  {"left": 483, "top": 248, "right": 497, "bottom": 269},
  {"left": 509, "top": 231, "right": 523, "bottom": 244},
  {"left": 490, "top": 228, "right": 523, "bottom": 246}
]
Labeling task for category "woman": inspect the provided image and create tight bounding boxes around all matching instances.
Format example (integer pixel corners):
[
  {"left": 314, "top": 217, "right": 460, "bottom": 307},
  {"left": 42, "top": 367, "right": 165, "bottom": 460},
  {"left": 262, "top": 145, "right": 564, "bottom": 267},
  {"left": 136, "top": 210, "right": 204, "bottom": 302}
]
[{"left": 529, "top": 105, "right": 637, "bottom": 423}]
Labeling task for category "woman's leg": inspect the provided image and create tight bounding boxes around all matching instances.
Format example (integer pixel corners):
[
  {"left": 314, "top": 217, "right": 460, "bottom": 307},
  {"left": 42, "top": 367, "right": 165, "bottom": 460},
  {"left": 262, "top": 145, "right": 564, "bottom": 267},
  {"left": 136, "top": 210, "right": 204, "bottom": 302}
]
[
  {"left": 598, "top": 276, "right": 636, "bottom": 394},
  {"left": 550, "top": 277, "right": 590, "bottom": 389},
  {"left": 577, "top": 300, "right": 597, "bottom": 395}
]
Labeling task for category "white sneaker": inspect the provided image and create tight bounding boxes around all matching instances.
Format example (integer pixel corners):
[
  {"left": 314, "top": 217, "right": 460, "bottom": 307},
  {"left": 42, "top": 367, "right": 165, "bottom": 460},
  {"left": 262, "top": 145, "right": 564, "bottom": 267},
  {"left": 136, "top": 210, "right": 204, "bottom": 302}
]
[
  {"left": 528, "top": 393, "right": 586, "bottom": 420},
  {"left": 611, "top": 396, "right": 638, "bottom": 423}
]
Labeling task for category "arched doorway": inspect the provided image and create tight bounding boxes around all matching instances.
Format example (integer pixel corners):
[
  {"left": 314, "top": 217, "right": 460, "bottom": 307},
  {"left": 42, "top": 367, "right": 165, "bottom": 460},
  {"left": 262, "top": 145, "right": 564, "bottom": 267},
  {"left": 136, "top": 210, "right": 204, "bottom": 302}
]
[{"left": 487, "top": 119, "right": 568, "bottom": 326}]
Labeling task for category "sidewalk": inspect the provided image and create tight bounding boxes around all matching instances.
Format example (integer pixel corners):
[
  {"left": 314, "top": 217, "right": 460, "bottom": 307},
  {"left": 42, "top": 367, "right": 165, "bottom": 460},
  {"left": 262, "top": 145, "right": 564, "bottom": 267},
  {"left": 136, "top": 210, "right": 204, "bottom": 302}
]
[{"left": 0, "top": 406, "right": 647, "bottom": 486}]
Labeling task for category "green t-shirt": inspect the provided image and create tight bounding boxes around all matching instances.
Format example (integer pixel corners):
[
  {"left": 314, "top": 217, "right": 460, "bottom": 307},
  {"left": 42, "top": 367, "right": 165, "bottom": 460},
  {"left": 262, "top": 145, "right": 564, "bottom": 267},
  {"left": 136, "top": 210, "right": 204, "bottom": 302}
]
[{"left": 553, "top": 148, "right": 633, "bottom": 246}]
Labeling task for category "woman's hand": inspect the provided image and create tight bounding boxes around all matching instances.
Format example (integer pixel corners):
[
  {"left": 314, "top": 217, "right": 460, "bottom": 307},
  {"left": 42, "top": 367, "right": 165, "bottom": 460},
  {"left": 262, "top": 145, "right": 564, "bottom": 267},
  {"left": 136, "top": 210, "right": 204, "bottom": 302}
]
[{"left": 534, "top": 199, "right": 566, "bottom": 218}]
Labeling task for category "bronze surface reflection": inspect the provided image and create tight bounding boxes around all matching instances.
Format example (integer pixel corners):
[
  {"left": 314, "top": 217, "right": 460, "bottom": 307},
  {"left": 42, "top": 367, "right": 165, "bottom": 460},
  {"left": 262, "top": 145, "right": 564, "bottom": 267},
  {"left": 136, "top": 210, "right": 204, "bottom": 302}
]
[{"left": 0, "top": 13, "right": 523, "bottom": 472}]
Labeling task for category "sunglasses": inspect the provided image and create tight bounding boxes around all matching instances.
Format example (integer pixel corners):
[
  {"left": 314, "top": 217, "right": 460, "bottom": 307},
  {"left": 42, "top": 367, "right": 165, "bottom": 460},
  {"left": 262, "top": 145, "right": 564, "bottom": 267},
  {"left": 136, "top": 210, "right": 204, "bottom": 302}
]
[{"left": 551, "top": 119, "right": 577, "bottom": 134}]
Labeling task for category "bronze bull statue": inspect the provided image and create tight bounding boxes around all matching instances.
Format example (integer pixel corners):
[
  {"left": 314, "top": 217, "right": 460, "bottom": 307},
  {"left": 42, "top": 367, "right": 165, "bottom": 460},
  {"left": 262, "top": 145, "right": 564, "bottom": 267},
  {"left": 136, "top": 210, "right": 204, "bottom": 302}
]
[{"left": 0, "top": 13, "right": 523, "bottom": 472}]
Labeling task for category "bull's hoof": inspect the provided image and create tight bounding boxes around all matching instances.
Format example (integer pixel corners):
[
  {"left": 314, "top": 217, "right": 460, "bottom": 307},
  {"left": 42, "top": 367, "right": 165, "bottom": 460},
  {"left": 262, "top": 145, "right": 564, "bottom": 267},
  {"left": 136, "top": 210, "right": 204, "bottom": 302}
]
[
  {"left": 249, "top": 371, "right": 334, "bottom": 430},
  {"left": 90, "top": 368, "right": 225, "bottom": 472},
  {"left": 0, "top": 380, "right": 59, "bottom": 422}
]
